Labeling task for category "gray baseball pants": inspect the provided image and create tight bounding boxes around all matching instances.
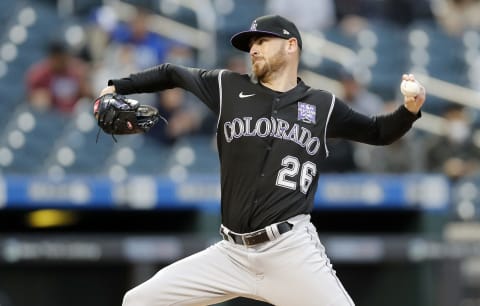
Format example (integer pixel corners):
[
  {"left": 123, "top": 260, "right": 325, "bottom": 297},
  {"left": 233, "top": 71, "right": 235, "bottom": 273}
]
[{"left": 122, "top": 214, "right": 355, "bottom": 306}]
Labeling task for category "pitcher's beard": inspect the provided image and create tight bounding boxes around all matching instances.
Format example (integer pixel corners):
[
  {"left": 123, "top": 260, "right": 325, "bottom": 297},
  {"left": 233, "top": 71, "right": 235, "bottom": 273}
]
[
  {"left": 252, "top": 60, "right": 268, "bottom": 81},
  {"left": 252, "top": 49, "right": 287, "bottom": 83}
]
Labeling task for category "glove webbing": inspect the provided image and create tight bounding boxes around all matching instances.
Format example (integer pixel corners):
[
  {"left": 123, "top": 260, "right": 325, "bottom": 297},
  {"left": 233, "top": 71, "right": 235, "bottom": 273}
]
[{"left": 95, "top": 113, "right": 168, "bottom": 143}]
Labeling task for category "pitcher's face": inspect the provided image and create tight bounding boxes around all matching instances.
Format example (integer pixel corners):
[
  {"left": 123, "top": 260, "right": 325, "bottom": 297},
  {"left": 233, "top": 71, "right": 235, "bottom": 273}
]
[{"left": 249, "top": 36, "right": 288, "bottom": 82}]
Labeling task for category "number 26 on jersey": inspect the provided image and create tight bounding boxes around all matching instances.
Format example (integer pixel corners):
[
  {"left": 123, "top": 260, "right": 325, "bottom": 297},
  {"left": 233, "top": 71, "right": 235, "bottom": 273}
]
[{"left": 276, "top": 155, "right": 317, "bottom": 194}]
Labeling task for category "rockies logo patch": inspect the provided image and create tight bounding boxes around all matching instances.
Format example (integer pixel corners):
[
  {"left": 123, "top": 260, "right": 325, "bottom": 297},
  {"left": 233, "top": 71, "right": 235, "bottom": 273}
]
[{"left": 297, "top": 102, "right": 316, "bottom": 124}]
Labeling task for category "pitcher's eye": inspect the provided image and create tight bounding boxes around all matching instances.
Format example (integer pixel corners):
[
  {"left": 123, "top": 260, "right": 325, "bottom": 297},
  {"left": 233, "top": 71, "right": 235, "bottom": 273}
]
[
  {"left": 250, "top": 37, "right": 268, "bottom": 48},
  {"left": 257, "top": 38, "right": 267, "bottom": 45}
]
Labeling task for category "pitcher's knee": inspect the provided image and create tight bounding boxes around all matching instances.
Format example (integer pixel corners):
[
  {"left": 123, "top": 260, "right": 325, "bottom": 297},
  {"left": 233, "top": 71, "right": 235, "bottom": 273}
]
[
  {"left": 122, "top": 278, "right": 173, "bottom": 306},
  {"left": 122, "top": 288, "right": 138, "bottom": 306},
  {"left": 327, "top": 294, "right": 355, "bottom": 306},
  {"left": 122, "top": 286, "right": 157, "bottom": 306}
]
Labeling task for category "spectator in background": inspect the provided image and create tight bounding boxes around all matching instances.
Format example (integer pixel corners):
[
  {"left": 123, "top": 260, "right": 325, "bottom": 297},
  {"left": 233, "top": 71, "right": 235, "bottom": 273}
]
[
  {"left": 334, "top": 0, "right": 371, "bottom": 37},
  {"left": 109, "top": 7, "right": 175, "bottom": 70},
  {"left": 90, "top": 5, "right": 182, "bottom": 85},
  {"left": 335, "top": 0, "right": 432, "bottom": 38},
  {"left": 223, "top": 54, "right": 249, "bottom": 74},
  {"left": 147, "top": 88, "right": 210, "bottom": 145},
  {"left": 383, "top": 0, "right": 433, "bottom": 26},
  {"left": 317, "top": 69, "right": 385, "bottom": 173},
  {"left": 339, "top": 69, "right": 384, "bottom": 115},
  {"left": 90, "top": 4, "right": 197, "bottom": 118},
  {"left": 431, "top": 0, "right": 480, "bottom": 36},
  {"left": 425, "top": 104, "right": 480, "bottom": 181},
  {"left": 148, "top": 54, "right": 248, "bottom": 146},
  {"left": 266, "top": 0, "right": 336, "bottom": 32},
  {"left": 26, "top": 40, "right": 92, "bottom": 113},
  {"left": 337, "top": 73, "right": 425, "bottom": 173},
  {"left": 89, "top": 4, "right": 207, "bottom": 146},
  {"left": 316, "top": 138, "right": 358, "bottom": 173},
  {"left": 91, "top": 42, "right": 139, "bottom": 94},
  {"left": 368, "top": 101, "right": 424, "bottom": 173},
  {"left": 471, "top": 55, "right": 480, "bottom": 92}
]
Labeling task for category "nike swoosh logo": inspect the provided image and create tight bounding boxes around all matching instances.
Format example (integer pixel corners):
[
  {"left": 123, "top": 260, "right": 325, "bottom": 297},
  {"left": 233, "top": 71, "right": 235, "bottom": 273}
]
[{"left": 239, "top": 92, "right": 256, "bottom": 98}]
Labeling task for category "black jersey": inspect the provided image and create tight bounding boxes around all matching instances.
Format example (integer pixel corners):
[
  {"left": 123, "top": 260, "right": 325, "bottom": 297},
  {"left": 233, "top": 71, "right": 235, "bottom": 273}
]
[{"left": 109, "top": 63, "right": 419, "bottom": 233}]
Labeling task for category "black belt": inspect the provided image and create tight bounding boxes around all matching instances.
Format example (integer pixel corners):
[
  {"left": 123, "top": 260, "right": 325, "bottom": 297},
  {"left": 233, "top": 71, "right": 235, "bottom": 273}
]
[{"left": 220, "top": 221, "right": 293, "bottom": 246}]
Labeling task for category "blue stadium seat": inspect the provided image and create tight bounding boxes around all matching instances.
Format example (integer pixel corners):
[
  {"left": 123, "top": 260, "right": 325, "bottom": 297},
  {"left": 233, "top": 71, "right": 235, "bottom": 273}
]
[
  {"left": 217, "top": 0, "right": 266, "bottom": 34},
  {"left": 365, "top": 20, "right": 408, "bottom": 71},
  {"left": 122, "top": 136, "right": 172, "bottom": 174},
  {"left": 0, "top": 110, "right": 56, "bottom": 174},
  {"left": 418, "top": 95, "right": 450, "bottom": 115},
  {"left": 175, "top": 135, "right": 219, "bottom": 174},
  {"left": 310, "top": 58, "right": 343, "bottom": 80},
  {"left": 59, "top": 129, "right": 113, "bottom": 174},
  {"left": 0, "top": 2, "right": 18, "bottom": 25},
  {"left": 72, "top": 0, "right": 102, "bottom": 17},
  {"left": 323, "top": 27, "right": 356, "bottom": 49},
  {"left": 215, "top": 0, "right": 266, "bottom": 61},
  {"left": 0, "top": 81, "right": 25, "bottom": 108},
  {"left": 2, "top": 147, "right": 43, "bottom": 173},
  {"left": 406, "top": 20, "right": 468, "bottom": 85}
]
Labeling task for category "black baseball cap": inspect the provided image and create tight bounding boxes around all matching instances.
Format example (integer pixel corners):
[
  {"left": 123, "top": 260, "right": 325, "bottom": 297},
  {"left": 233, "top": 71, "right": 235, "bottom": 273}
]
[{"left": 231, "top": 15, "right": 302, "bottom": 52}]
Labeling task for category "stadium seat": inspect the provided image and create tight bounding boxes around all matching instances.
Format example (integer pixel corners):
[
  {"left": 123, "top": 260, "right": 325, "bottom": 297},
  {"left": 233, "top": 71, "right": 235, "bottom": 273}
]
[
  {"left": 118, "top": 136, "right": 172, "bottom": 174},
  {"left": 172, "top": 135, "right": 219, "bottom": 174}
]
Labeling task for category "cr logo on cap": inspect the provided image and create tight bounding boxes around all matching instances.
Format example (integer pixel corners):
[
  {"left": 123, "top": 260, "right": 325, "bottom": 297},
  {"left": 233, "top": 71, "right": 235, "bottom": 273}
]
[{"left": 250, "top": 20, "right": 257, "bottom": 31}]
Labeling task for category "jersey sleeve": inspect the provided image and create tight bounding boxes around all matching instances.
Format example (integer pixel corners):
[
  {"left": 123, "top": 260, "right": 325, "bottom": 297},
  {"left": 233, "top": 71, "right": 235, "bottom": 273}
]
[
  {"left": 108, "top": 63, "right": 222, "bottom": 114},
  {"left": 326, "top": 97, "right": 420, "bottom": 145}
]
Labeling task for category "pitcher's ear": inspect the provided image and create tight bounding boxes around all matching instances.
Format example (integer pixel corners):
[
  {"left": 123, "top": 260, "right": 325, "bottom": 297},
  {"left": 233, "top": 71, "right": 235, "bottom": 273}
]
[{"left": 286, "top": 38, "right": 299, "bottom": 54}]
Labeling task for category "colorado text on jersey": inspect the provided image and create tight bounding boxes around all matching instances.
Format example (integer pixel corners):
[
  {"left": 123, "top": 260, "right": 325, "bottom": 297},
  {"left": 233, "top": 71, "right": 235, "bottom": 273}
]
[{"left": 223, "top": 116, "right": 321, "bottom": 155}]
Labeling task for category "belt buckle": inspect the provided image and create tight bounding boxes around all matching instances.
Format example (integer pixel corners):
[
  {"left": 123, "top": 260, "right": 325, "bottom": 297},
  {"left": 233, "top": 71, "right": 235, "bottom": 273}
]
[{"left": 243, "top": 230, "right": 265, "bottom": 246}]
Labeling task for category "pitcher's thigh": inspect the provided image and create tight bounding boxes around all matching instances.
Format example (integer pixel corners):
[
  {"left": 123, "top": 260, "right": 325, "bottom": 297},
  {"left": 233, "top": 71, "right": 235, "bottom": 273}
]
[
  {"left": 258, "top": 229, "right": 354, "bottom": 306},
  {"left": 122, "top": 243, "right": 249, "bottom": 306},
  {"left": 263, "top": 263, "right": 354, "bottom": 306}
]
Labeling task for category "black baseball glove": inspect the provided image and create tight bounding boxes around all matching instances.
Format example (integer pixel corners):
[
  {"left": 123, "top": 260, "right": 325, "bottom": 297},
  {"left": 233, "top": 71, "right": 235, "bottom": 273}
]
[{"left": 93, "top": 93, "right": 166, "bottom": 141}]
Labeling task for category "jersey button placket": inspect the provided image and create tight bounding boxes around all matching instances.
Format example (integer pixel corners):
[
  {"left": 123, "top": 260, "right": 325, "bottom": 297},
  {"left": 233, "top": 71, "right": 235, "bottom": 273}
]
[
  {"left": 254, "top": 97, "right": 278, "bottom": 207},
  {"left": 272, "top": 97, "right": 280, "bottom": 115}
]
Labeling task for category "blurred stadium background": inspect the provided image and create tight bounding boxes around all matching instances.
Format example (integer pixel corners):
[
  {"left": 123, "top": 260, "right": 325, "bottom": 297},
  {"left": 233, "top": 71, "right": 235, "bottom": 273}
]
[{"left": 0, "top": 0, "right": 480, "bottom": 305}]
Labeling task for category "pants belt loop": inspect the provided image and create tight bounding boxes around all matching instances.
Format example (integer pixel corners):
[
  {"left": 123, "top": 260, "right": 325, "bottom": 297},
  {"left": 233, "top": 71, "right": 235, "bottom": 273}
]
[
  {"left": 265, "top": 225, "right": 276, "bottom": 240},
  {"left": 271, "top": 222, "right": 282, "bottom": 239},
  {"left": 220, "top": 225, "right": 234, "bottom": 243},
  {"left": 241, "top": 235, "right": 247, "bottom": 245}
]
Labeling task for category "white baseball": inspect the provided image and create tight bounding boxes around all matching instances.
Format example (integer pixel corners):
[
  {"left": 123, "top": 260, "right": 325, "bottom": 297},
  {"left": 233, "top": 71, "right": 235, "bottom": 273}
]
[{"left": 400, "top": 80, "right": 421, "bottom": 97}]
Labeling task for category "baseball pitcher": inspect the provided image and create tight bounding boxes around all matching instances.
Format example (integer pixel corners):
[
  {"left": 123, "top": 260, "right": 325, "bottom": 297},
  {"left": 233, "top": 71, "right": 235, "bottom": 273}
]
[{"left": 95, "top": 15, "right": 425, "bottom": 306}]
